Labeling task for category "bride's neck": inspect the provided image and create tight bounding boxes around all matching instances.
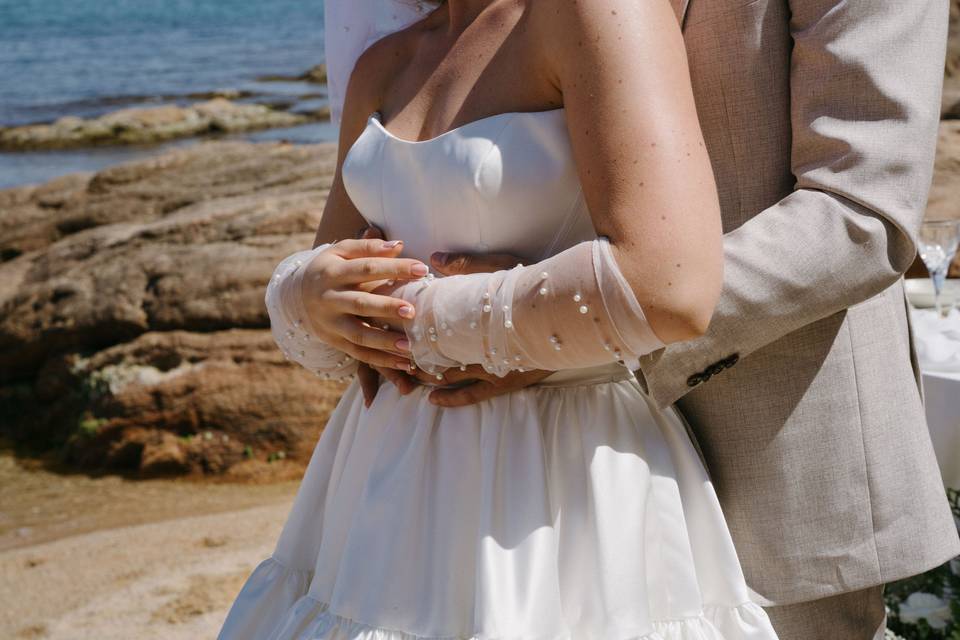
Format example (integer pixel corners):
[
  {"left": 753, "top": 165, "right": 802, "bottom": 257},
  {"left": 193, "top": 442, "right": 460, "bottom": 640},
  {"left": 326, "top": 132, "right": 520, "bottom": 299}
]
[{"left": 442, "top": 0, "right": 497, "bottom": 32}]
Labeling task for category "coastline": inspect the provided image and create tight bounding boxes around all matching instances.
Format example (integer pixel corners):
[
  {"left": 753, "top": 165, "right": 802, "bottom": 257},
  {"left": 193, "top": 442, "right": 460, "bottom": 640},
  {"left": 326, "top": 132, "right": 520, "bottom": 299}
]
[{"left": 0, "top": 64, "right": 336, "bottom": 190}]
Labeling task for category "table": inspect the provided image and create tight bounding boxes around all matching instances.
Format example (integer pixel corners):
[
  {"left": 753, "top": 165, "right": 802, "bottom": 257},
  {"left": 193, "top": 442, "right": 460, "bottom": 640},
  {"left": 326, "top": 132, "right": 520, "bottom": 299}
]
[
  {"left": 909, "top": 307, "right": 960, "bottom": 490},
  {"left": 923, "top": 370, "right": 960, "bottom": 490}
]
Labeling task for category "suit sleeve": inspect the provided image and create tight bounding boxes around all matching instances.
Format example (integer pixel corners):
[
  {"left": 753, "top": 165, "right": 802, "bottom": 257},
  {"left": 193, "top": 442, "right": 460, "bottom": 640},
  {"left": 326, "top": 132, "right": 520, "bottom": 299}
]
[{"left": 636, "top": 0, "right": 950, "bottom": 408}]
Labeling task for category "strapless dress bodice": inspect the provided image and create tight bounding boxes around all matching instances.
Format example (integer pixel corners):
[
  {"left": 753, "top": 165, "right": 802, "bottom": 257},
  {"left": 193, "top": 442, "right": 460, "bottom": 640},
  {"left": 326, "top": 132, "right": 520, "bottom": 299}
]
[{"left": 341, "top": 107, "right": 596, "bottom": 265}]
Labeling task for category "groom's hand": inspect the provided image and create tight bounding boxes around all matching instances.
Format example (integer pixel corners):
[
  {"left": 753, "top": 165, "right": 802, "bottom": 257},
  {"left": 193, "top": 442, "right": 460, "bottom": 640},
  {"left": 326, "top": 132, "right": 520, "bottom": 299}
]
[
  {"left": 429, "top": 251, "right": 525, "bottom": 275},
  {"left": 424, "top": 365, "right": 552, "bottom": 407},
  {"left": 359, "top": 363, "right": 552, "bottom": 408}
]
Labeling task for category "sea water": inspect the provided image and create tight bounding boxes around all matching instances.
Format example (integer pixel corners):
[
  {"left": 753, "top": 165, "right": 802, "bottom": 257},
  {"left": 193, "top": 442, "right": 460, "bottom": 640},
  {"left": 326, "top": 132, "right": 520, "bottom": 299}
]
[{"left": 0, "top": 0, "right": 331, "bottom": 188}]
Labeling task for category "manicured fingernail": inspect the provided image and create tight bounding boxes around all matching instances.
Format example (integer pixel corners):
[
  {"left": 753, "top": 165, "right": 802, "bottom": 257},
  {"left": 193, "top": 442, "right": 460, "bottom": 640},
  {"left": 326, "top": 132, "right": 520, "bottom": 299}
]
[
  {"left": 411, "top": 263, "right": 429, "bottom": 276},
  {"left": 395, "top": 339, "right": 411, "bottom": 352},
  {"left": 398, "top": 305, "right": 415, "bottom": 319},
  {"left": 396, "top": 360, "right": 412, "bottom": 370},
  {"left": 431, "top": 252, "right": 448, "bottom": 266},
  {"left": 383, "top": 240, "right": 402, "bottom": 248}
]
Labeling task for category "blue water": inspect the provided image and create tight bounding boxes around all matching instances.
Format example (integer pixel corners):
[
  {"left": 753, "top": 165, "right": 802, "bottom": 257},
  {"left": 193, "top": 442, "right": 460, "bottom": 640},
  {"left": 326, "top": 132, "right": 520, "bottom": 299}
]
[{"left": 0, "top": 0, "right": 335, "bottom": 188}]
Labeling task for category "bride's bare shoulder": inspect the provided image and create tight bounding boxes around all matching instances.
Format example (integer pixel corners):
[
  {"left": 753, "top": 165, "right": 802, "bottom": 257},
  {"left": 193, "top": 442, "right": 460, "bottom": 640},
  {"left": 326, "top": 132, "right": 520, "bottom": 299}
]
[
  {"left": 345, "top": 39, "right": 408, "bottom": 118},
  {"left": 346, "top": 10, "right": 442, "bottom": 114},
  {"left": 529, "top": 0, "right": 681, "bottom": 71},
  {"left": 528, "top": 0, "right": 683, "bottom": 93},
  {"left": 344, "top": 17, "right": 429, "bottom": 120}
]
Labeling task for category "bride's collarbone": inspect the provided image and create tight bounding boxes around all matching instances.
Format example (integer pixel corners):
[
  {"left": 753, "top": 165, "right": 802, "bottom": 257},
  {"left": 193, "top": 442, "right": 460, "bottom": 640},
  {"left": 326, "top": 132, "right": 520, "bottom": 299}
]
[
  {"left": 378, "top": 34, "right": 560, "bottom": 138},
  {"left": 379, "top": 65, "right": 562, "bottom": 141}
]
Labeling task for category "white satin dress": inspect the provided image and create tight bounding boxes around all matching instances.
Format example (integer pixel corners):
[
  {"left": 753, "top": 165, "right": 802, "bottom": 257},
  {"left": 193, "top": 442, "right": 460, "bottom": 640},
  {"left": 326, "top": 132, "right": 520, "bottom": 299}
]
[{"left": 218, "top": 107, "right": 779, "bottom": 640}]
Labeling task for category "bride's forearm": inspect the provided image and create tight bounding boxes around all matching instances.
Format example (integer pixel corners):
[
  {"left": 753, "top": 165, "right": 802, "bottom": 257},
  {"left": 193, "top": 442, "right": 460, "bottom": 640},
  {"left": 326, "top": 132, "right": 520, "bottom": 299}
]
[{"left": 392, "top": 237, "right": 667, "bottom": 377}]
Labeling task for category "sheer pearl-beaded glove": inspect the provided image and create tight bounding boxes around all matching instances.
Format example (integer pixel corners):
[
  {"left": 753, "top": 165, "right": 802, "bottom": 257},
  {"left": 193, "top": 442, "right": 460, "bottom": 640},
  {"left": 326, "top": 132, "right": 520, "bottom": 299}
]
[
  {"left": 392, "top": 237, "right": 665, "bottom": 377},
  {"left": 264, "top": 244, "right": 358, "bottom": 380}
]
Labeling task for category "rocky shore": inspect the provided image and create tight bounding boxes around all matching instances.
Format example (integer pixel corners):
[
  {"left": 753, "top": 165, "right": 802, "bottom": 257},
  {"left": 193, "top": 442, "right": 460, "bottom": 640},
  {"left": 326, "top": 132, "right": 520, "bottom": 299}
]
[
  {"left": 0, "top": 140, "right": 347, "bottom": 480},
  {"left": 2, "top": 14, "right": 960, "bottom": 482},
  {"left": 2, "top": 123, "right": 958, "bottom": 482},
  {"left": 0, "top": 63, "right": 330, "bottom": 151},
  {"left": 945, "top": 0, "right": 960, "bottom": 118},
  {"left": 256, "top": 63, "right": 328, "bottom": 84},
  {"left": 0, "top": 98, "right": 326, "bottom": 151}
]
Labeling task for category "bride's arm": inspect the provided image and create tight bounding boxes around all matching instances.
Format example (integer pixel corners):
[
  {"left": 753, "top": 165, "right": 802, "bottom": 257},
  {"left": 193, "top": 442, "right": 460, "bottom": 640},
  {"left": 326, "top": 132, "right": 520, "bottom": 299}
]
[
  {"left": 544, "top": 0, "right": 723, "bottom": 343},
  {"left": 390, "top": 0, "right": 723, "bottom": 375}
]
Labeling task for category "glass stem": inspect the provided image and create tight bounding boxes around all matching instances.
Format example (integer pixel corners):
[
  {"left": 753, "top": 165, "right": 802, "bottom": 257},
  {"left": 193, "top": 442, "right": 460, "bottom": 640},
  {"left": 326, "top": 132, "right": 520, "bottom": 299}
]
[{"left": 931, "top": 267, "right": 948, "bottom": 318}]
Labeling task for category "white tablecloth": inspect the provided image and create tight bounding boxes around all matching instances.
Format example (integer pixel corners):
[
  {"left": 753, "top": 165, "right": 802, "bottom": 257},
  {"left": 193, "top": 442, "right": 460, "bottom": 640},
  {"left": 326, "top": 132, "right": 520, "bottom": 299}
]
[
  {"left": 910, "top": 307, "right": 960, "bottom": 490},
  {"left": 922, "top": 369, "right": 960, "bottom": 490}
]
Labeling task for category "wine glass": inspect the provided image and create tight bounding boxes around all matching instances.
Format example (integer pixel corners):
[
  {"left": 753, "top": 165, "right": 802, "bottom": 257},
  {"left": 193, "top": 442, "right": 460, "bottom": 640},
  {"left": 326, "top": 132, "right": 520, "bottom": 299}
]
[{"left": 918, "top": 220, "right": 960, "bottom": 318}]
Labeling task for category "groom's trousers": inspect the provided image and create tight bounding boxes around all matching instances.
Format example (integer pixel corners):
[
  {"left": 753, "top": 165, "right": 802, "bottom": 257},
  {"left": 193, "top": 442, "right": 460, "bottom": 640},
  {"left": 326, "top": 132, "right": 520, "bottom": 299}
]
[{"left": 763, "top": 586, "right": 886, "bottom": 640}]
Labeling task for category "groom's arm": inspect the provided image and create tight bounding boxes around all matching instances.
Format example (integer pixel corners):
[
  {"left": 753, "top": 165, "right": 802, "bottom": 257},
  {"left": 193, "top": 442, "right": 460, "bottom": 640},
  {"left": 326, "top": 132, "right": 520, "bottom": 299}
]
[
  {"left": 635, "top": 0, "right": 949, "bottom": 408},
  {"left": 392, "top": 0, "right": 949, "bottom": 408}
]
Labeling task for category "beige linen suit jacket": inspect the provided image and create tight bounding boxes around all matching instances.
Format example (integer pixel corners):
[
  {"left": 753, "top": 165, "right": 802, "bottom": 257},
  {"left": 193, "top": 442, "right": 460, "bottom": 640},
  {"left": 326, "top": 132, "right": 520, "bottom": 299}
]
[{"left": 638, "top": 0, "right": 960, "bottom": 606}]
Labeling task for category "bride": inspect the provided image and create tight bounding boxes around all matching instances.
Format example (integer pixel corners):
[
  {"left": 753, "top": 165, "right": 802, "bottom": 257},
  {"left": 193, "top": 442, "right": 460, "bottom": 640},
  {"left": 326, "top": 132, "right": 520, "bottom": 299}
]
[{"left": 219, "top": 0, "right": 779, "bottom": 638}]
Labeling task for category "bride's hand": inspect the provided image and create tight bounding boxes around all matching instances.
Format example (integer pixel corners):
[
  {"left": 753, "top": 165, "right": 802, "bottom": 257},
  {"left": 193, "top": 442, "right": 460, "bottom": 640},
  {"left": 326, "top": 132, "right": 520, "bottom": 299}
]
[{"left": 301, "top": 239, "right": 428, "bottom": 370}]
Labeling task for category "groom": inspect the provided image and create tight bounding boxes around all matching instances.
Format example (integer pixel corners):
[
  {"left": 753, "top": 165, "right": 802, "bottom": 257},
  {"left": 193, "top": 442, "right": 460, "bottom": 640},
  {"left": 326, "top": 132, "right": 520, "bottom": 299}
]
[{"left": 355, "top": 0, "right": 960, "bottom": 637}]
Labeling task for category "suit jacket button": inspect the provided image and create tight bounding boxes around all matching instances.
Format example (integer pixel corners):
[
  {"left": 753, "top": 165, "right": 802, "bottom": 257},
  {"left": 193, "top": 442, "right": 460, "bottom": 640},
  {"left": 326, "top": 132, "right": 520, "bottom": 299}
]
[{"left": 687, "top": 373, "right": 703, "bottom": 387}]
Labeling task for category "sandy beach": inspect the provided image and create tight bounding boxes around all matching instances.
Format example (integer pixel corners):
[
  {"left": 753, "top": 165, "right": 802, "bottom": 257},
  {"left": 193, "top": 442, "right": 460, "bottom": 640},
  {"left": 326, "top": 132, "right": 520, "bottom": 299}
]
[
  {"left": 1, "top": 452, "right": 298, "bottom": 639},
  {"left": 2, "top": 503, "right": 290, "bottom": 639}
]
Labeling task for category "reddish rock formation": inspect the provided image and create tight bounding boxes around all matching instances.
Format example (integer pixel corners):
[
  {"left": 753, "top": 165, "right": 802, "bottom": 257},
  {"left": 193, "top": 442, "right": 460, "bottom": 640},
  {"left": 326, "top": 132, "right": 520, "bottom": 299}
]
[
  {"left": 945, "top": 0, "right": 960, "bottom": 117},
  {"left": 0, "top": 141, "right": 348, "bottom": 479}
]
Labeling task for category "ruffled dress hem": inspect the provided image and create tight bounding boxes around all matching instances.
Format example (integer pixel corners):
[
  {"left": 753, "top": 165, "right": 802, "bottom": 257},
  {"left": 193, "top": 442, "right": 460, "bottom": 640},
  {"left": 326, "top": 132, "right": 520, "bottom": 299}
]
[{"left": 238, "top": 558, "right": 775, "bottom": 640}]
